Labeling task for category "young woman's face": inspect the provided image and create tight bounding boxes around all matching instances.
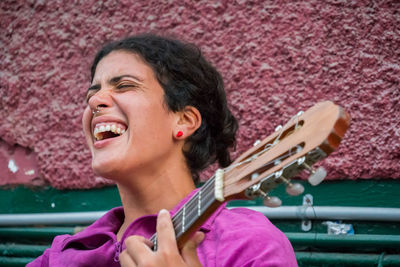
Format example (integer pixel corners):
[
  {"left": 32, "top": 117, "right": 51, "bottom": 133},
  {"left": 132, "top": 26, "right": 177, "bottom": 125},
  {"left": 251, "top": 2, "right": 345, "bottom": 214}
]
[{"left": 82, "top": 50, "right": 179, "bottom": 181}]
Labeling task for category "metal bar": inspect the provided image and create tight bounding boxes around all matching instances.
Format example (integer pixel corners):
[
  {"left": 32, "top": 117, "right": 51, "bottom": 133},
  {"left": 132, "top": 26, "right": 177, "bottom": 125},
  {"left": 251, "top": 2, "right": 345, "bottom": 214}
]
[
  {"left": 0, "top": 227, "right": 76, "bottom": 240},
  {"left": 295, "top": 252, "right": 400, "bottom": 266},
  {"left": 0, "top": 256, "right": 35, "bottom": 266},
  {"left": 0, "top": 244, "right": 49, "bottom": 257},
  {"left": 287, "top": 233, "right": 400, "bottom": 248},
  {"left": 0, "top": 211, "right": 106, "bottom": 226},
  {"left": 0, "top": 206, "right": 400, "bottom": 226},
  {"left": 239, "top": 206, "right": 400, "bottom": 222}
]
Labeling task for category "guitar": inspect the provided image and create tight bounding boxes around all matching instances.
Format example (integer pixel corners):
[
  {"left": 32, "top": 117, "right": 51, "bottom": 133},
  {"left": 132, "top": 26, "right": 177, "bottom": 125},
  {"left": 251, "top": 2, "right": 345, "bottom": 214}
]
[{"left": 150, "top": 101, "right": 350, "bottom": 250}]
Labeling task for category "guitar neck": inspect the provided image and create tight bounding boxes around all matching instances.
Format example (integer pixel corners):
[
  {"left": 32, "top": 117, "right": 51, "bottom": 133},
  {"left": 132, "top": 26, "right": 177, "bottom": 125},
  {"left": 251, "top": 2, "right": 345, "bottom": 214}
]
[{"left": 150, "top": 176, "right": 223, "bottom": 250}]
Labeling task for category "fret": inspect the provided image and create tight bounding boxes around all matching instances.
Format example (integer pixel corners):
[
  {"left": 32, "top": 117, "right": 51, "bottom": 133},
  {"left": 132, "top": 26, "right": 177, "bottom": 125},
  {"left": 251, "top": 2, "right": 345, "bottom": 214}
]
[
  {"left": 198, "top": 189, "right": 201, "bottom": 217},
  {"left": 182, "top": 204, "right": 186, "bottom": 233}
]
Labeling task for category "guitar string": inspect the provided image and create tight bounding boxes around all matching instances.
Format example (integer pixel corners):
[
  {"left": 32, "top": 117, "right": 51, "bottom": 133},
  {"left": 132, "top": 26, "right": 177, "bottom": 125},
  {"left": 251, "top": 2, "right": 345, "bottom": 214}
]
[
  {"left": 223, "top": 112, "right": 302, "bottom": 173},
  {"left": 170, "top": 175, "right": 215, "bottom": 225},
  {"left": 162, "top": 179, "right": 214, "bottom": 236},
  {"left": 150, "top": 189, "right": 217, "bottom": 247},
  {"left": 150, "top": 175, "right": 216, "bottom": 244},
  {"left": 150, "top": 190, "right": 216, "bottom": 246},
  {"left": 224, "top": 145, "right": 301, "bottom": 189},
  {"left": 169, "top": 179, "right": 216, "bottom": 234},
  {"left": 173, "top": 190, "right": 217, "bottom": 238}
]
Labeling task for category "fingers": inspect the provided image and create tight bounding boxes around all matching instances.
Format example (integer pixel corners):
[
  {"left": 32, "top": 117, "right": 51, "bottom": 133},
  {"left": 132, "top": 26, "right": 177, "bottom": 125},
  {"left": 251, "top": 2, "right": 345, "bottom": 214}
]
[
  {"left": 181, "top": 231, "right": 205, "bottom": 267},
  {"left": 156, "top": 209, "right": 179, "bottom": 252},
  {"left": 119, "top": 250, "right": 136, "bottom": 267},
  {"left": 122, "top": 235, "right": 153, "bottom": 265},
  {"left": 120, "top": 210, "right": 205, "bottom": 267}
]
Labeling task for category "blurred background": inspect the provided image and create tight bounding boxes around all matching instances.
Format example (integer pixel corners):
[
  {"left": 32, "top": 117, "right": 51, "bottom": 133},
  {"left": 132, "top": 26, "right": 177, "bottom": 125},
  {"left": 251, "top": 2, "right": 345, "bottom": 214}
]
[{"left": 1, "top": 0, "right": 399, "bottom": 266}]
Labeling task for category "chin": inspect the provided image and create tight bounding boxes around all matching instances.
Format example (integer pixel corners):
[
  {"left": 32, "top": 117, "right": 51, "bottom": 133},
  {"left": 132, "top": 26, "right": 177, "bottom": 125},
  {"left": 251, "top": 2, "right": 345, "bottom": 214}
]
[{"left": 91, "top": 158, "right": 123, "bottom": 180}]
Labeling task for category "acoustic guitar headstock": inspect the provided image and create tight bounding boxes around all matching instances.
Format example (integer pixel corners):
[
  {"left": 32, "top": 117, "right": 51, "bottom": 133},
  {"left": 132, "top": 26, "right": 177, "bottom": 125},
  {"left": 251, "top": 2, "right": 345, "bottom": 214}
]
[{"left": 216, "top": 101, "right": 350, "bottom": 207}]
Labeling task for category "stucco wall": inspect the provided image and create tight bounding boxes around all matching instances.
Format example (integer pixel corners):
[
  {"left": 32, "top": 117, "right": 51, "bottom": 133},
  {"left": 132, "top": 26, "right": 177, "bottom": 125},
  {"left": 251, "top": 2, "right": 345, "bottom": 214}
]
[{"left": 1, "top": 0, "right": 399, "bottom": 189}]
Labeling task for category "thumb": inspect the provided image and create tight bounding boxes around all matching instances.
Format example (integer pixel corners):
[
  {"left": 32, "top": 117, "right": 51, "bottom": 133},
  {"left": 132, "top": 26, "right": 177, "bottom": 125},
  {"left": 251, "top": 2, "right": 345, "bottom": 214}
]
[{"left": 181, "top": 231, "right": 205, "bottom": 266}]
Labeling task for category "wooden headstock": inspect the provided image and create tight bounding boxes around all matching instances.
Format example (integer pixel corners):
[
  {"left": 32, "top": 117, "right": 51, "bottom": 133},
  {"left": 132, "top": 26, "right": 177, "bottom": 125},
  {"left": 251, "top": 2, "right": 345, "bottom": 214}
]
[{"left": 220, "top": 101, "right": 350, "bottom": 202}]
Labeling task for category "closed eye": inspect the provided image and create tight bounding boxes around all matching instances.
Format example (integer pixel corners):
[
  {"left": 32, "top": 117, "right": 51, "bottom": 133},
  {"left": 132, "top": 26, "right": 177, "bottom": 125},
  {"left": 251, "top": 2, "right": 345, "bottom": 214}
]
[
  {"left": 116, "top": 82, "right": 138, "bottom": 89},
  {"left": 117, "top": 84, "right": 135, "bottom": 89},
  {"left": 85, "top": 80, "right": 139, "bottom": 102}
]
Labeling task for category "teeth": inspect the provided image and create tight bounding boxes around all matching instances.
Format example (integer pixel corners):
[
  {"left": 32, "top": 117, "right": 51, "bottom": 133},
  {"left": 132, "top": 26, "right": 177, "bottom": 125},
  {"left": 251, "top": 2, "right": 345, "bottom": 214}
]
[{"left": 93, "top": 123, "right": 127, "bottom": 141}]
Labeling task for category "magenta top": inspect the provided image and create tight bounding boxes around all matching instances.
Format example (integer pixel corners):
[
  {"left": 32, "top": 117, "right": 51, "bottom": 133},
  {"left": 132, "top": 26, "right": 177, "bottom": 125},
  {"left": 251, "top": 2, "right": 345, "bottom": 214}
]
[{"left": 28, "top": 189, "right": 297, "bottom": 266}]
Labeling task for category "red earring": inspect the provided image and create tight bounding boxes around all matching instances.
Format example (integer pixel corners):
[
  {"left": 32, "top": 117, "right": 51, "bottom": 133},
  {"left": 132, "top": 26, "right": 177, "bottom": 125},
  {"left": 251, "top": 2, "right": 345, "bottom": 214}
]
[{"left": 176, "top": 131, "right": 183, "bottom": 137}]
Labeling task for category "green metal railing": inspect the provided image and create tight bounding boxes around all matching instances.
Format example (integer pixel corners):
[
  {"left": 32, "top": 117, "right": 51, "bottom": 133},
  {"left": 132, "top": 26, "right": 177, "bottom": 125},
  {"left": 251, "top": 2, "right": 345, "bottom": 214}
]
[
  {"left": 295, "top": 252, "right": 400, "bottom": 266},
  {"left": 287, "top": 233, "right": 400, "bottom": 249}
]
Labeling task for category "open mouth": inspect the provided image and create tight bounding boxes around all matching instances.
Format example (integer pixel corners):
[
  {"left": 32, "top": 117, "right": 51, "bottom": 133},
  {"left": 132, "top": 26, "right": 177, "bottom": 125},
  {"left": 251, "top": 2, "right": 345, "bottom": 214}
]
[{"left": 93, "top": 122, "right": 127, "bottom": 141}]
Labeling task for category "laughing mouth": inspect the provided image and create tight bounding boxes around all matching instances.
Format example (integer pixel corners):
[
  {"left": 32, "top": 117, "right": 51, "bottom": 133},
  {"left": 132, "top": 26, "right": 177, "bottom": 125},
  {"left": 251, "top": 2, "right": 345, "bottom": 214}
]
[{"left": 93, "top": 122, "right": 127, "bottom": 141}]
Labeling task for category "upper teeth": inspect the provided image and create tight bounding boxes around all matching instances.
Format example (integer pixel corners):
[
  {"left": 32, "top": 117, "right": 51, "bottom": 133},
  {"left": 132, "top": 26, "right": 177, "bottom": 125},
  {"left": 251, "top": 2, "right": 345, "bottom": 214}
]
[{"left": 93, "top": 123, "right": 126, "bottom": 140}]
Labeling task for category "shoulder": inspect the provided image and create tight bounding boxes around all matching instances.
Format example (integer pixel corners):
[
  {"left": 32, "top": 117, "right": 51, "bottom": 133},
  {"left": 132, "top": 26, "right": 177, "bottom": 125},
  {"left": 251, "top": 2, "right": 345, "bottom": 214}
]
[
  {"left": 214, "top": 206, "right": 286, "bottom": 238},
  {"left": 215, "top": 207, "right": 293, "bottom": 246},
  {"left": 204, "top": 207, "right": 297, "bottom": 267}
]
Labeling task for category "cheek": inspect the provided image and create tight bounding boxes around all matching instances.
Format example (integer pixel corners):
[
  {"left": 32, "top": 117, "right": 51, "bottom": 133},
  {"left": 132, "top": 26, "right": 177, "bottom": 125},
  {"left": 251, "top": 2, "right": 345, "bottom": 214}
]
[{"left": 82, "top": 107, "right": 93, "bottom": 139}]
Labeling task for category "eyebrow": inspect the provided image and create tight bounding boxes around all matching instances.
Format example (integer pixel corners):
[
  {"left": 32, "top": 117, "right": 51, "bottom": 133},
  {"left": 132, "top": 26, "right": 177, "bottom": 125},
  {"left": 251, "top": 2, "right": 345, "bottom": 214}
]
[{"left": 87, "top": 74, "right": 144, "bottom": 92}]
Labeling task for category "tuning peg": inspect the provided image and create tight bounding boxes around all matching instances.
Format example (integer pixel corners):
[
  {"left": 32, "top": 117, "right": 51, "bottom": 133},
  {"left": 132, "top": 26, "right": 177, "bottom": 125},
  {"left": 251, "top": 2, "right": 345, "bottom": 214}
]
[
  {"left": 286, "top": 182, "right": 305, "bottom": 196},
  {"left": 308, "top": 167, "right": 327, "bottom": 186},
  {"left": 263, "top": 196, "right": 282, "bottom": 207},
  {"left": 276, "top": 172, "right": 304, "bottom": 196},
  {"left": 297, "top": 157, "right": 327, "bottom": 186},
  {"left": 246, "top": 183, "right": 282, "bottom": 208}
]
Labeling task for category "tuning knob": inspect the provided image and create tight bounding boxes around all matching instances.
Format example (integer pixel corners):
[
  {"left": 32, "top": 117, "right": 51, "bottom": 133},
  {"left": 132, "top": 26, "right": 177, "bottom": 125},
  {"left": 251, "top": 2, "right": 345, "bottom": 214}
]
[
  {"left": 286, "top": 182, "right": 305, "bottom": 196},
  {"left": 263, "top": 196, "right": 282, "bottom": 208},
  {"left": 278, "top": 174, "right": 304, "bottom": 196},
  {"left": 308, "top": 167, "right": 327, "bottom": 186},
  {"left": 297, "top": 157, "right": 327, "bottom": 186}
]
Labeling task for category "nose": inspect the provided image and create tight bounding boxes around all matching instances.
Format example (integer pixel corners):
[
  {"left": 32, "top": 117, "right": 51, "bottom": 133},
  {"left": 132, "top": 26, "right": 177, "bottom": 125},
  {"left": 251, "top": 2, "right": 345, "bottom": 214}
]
[{"left": 88, "top": 87, "right": 113, "bottom": 112}]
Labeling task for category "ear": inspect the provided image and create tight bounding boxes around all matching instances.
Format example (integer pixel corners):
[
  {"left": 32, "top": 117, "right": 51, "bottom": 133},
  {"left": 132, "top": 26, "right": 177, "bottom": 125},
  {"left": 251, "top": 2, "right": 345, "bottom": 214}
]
[{"left": 174, "top": 106, "right": 202, "bottom": 140}]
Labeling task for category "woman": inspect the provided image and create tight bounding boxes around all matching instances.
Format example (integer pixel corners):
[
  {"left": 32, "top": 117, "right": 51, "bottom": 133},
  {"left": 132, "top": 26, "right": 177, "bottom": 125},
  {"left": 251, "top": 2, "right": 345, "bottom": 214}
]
[{"left": 28, "top": 34, "right": 297, "bottom": 266}]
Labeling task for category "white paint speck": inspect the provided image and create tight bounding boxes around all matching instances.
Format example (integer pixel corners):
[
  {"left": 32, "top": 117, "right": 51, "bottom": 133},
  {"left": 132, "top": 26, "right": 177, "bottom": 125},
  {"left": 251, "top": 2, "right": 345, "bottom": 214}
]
[
  {"left": 25, "top": 169, "right": 35, "bottom": 175},
  {"left": 8, "top": 159, "right": 18, "bottom": 173},
  {"left": 51, "top": 203, "right": 55, "bottom": 208}
]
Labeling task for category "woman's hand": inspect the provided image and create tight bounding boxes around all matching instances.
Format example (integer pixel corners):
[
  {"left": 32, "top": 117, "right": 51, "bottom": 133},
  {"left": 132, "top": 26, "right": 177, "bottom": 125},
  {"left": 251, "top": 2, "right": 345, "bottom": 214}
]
[{"left": 119, "top": 209, "right": 204, "bottom": 267}]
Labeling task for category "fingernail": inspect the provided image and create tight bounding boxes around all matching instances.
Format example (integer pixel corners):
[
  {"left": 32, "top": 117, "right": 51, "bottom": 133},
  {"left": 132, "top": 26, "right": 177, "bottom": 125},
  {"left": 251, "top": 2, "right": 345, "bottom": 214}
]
[{"left": 159, "top": 209, "right": 169, "bottom": 215}]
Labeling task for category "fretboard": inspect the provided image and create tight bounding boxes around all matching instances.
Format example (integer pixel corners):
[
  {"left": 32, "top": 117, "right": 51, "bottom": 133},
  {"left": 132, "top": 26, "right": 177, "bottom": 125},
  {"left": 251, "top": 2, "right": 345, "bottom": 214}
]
[{"left": 150, "top": 175, "right": 222, "bottom": 250}]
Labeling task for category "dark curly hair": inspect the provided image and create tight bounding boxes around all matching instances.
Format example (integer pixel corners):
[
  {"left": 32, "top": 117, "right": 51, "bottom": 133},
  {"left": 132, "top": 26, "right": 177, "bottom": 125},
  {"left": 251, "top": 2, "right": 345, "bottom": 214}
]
[{"left": 90, "top": 34, "right": 238, "bottom": 182}]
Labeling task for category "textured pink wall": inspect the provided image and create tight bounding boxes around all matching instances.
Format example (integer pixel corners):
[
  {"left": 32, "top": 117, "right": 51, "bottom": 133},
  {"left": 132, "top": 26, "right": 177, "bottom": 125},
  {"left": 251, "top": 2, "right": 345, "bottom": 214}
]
[{"left": 1, "top": 1, "right": 399, "bottom": 189}]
